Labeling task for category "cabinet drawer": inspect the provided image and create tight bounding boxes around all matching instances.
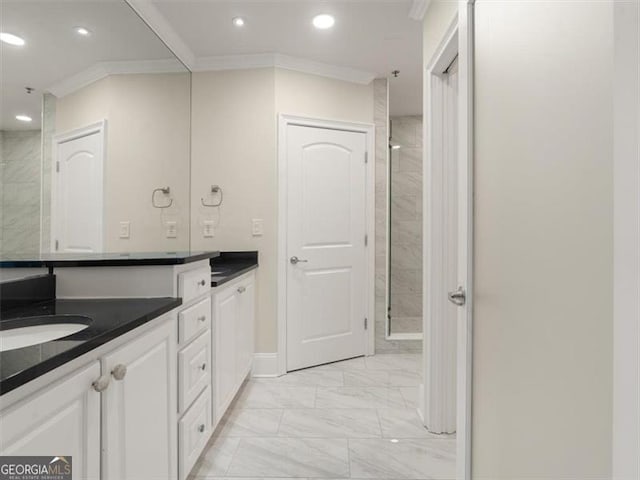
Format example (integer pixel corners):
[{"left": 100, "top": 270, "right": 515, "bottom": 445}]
[
  {"left": 178, "top": 387, "right": 212, "bottom": 480},
  {"left": 178, "top": 267, "right": 211, "bottom": 304},
  {"left": 178, "top": 330, "right": 211, "bottom": 413},
  {"left": 178, "top": 297, "right": 211, "bottom": 344}
]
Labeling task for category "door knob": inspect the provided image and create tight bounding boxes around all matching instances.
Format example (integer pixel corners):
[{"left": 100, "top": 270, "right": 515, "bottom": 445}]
[
  {"left": 290, "top": 256, "right": 308, "bottom": 265},
  {"left": 92, "top": 374, "right": 110, "bottom": 392},
  {"left": 447, "top": 286, "right": 466, "bottom": 306},
  {"left": 111, "top": 364, "right": 127, "bottom": 381}
]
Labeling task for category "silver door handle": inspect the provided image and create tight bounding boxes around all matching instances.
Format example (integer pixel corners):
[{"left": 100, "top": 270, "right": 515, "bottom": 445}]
[
  {"left": 290, "top": 256, "right": 308, "bottom": 265},
  {"left": 448, "top": 286, "right": 466, "bottom": 306}
]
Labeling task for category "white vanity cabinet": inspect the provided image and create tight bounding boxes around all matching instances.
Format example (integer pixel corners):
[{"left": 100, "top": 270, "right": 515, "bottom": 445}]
[
  {"left": 102, "top": 319, "right": 177, "bottom": 480},
  {"left": 0, "top": 311, "right": 179, "bottom": 480},
  {"left": 213, "top": 271, "right": 256, "bottom": 425},
  {"left": 176, "top": 277, "right": 213, "bottom": 480},
  {"left": 0, "top": 362, "right": 101, "bottom": 480}
]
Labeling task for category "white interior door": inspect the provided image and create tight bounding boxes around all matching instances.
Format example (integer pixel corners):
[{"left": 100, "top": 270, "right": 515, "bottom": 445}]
[
  {"left": 286, "top": 124, "right": 368, "bottom": 371},
  {"left": 424, "top": 36, "right": 463, "bottom": 435},
  {"left": 52, "top": 123, "right": 105, "bottom": 253}
]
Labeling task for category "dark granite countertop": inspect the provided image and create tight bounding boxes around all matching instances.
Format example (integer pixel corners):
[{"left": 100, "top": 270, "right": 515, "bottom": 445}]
[
  {"left": 211, "top": 251, "right": 259, "bottom": 287},
  {"left": 0, "top": 251, "right": 220, "bottom": 268},
  {"left": 0, "top": 297, "right": 181, "bottom": 395}
]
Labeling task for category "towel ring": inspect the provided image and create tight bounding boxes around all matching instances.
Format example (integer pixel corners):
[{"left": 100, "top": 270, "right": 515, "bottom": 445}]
[
  {"left": 201, "top": 185, "right": 223, "bottom": 207},
  {"left": 152, "top": 187, "right": 173, "bottom": 209}
]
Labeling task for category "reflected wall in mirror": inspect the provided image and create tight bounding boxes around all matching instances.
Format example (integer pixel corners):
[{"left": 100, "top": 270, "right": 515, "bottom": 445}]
[{"left": 0, "top": 0, "right": 191, "bottom": 257}]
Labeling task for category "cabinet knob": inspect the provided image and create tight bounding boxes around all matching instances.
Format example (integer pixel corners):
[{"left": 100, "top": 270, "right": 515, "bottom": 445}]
[
  {"left": 198, "top": 424, "right": 205, "bottom": 433},
  {"left": 200, "top": 363, "right": 207, "bottom": 371},
  {"left": 92, "top": 375, "right": 110, "bottom": 392},
  {"left": 198, "top": 279, "right": 207, "bottom": 286},
  {"left": 198, "top": 315, "right": 207, "bottom": 322},
  {"left": 237, "top": 286, "right": 246, "bottom": 294},
  {"left": 111, "top": 364, "right": 127, "bottom": 381}
]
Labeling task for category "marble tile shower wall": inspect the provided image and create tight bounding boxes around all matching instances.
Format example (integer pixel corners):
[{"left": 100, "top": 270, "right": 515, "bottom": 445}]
[
  {"left": 373, "top": 80, "right": 421, "bottom": 353},
  {"left": 0, "top": 130, "right": 42, "bottom": 256},
  {"left": 390, "top": 115, "right": 423, "bottom": 336}
]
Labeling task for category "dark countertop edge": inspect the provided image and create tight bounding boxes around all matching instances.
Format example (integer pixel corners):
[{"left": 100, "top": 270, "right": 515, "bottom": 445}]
[
  {"left": 0, "top": 251, "right": 219, "bottom": 268},
  {"left": 0, "top": 297, "right": 182, "bottom": 396},
  {"left": 211, "top": 263, "right": 258, "bottom": 287}
]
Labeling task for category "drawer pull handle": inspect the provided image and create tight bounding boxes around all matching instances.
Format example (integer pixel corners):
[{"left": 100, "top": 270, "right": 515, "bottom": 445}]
[
  {"left": 198, "top": 424, "right": 205, "bottom": 433},
  {"left": 198, "top": 279, "right": 207, "bottom": 286},
  {"left": 111, "top": 364, "right": 127, "bottom": 381},
  {"left": 237, "top": 286, "right": 246, "bottom": 294},
  {"left": 198, "top": 315, "right": 207, "bottom": 322},
  {"left": 200, "top": 363, "right": 207, "bottom": 371},
  {"left": 92, "top": 375, "right": 110, "bottom": 392}
]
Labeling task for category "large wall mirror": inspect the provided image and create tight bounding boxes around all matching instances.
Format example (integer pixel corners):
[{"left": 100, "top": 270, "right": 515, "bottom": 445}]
[{"left": 0, "top": 0, "right": 191, "bottom": 257}]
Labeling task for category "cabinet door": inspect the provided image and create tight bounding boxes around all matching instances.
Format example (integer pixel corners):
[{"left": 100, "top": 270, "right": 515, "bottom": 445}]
[
  {"left": 236, "top": 274, "right": 255, "bottom": 383},
  {"left": 102, "top": 319, "right": 177, "bottom": 480},
  {"left": 0, "top": 362, "right": 101, "bottom": 480},
  {"left": 214, "top": 286, "right": 238, "bottom": 420}
]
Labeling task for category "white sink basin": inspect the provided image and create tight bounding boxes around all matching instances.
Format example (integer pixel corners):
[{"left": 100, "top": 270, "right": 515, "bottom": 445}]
[{"left": 0, "top": 316, "right": 91, "bottom": 352}]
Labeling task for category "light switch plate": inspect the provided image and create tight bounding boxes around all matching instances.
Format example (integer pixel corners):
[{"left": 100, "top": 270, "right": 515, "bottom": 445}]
[
  {"left": 203, "top": 220, "right": 215, "bottom": 238},
  {"left": 119, "top": 221, "right": 130, "bottom": 239},
  {"left": 166, "top": 221, "right": 177, "bottom": 238},
  {"left": 252, "top": 218, "right": 264, "bottom": 236}
]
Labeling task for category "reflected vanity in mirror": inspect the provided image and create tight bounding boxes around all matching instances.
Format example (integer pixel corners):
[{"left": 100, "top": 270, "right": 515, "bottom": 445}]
[{"left": 0, "top": 0, "right": 191, "bottom": 257}]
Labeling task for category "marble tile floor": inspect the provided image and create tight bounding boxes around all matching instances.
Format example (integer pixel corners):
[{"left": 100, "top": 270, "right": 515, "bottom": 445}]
[{"left": 190, "top": 353, "right": 455, "bottom": 480}]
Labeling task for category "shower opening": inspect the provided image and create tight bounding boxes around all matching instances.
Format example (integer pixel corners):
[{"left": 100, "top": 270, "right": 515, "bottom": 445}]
[{"left": 387, "top": 116, "right": 423, "bottom": 339}]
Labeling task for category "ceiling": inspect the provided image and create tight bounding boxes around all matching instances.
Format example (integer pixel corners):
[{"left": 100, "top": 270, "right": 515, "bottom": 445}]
[
  {"left": 0, "top": 0, "right": 181, "bottom": 130},
  {"left": 150, "top": 0, "right": 424, "bottom": 116}
]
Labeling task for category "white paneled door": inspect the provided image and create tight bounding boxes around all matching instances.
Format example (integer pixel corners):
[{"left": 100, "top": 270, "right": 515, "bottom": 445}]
[
  {"left": 286, "top": 124, "right": 368, "bottom": 371},
  {"left": 52, "top": 122, "right": 105, "bottom": 253}
]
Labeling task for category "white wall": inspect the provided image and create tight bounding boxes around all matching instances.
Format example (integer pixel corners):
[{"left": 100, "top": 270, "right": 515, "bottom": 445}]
[
  {"left": 613, "top": 1, "right": 639, "bottom": 479},
  {"left": 54, "top": 73, "right": 191, "bottom": 252},
  {"left": 190, "top": 68, "right": 278, "bottom": 352},
  {"left": 472, "top": 2, "right": 613, "bottom": 478},
  {"left": 190, "top": 67, "right": 374, "bottom": 353}
]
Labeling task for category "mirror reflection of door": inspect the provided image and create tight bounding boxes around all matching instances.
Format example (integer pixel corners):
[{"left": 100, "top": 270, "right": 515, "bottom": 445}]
[{"left": 51, "top": 122, "right": 105, "bottom": 253}]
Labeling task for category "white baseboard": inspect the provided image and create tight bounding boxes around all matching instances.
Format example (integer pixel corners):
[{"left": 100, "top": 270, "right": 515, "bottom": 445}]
[{"left": 252, "top": 353, "right": 280, "bottom": 377}]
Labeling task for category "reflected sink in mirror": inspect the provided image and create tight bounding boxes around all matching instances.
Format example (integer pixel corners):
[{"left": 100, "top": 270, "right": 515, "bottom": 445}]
[{"left": 0, "top": 315, "right": 92, "bottom": 352}]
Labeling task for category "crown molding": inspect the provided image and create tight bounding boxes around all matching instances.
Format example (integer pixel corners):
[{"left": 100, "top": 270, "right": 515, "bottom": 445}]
[
  {"left": 408, "top": 0, "right": 432, "bottom": 20},
  {"left": 48, "top": 59, "right": 186, "bottom": 98},
  {"left": 194, "top": 53, "right": 376, "bottom": 85},
  {"left": 125, "top": 0, "right": 196, "bottom": 69}
]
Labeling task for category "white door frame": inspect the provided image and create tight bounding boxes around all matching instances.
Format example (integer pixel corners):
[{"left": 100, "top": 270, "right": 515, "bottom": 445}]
[
  {"left": 277, "top": 114, "right": 376, "bottom": 376},
  {"left": 50, "top": 120, "right": 107, "bottom": 253},
  {"left": 612, "top": 1, "right": 639, "bottom": 478},
  {"left": 423, "top": 2, "right": 474, "bottom": 480}
]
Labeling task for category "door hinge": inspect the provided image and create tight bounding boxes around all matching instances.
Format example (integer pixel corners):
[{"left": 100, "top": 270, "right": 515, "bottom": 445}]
[
  {"left": 364, "top": 234, "right": 368, "bottom": 247},
  {"left": 364, "top": 317, "right": 368, "bottom": 330},
  {"left": 56, "top": 161, "right": 60, "bottom": 173},
  {"left": 364, "top": 152, "right": 368, "bottom": 164},
  {"left": 55, "top": 239, "right": 59, "bottom": 251}
]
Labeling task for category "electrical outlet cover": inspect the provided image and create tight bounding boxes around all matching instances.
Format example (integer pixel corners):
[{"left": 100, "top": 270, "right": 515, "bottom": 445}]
[
  {"left": 203, "top": 220, "right": 215, "bottom": 238},
  {"left": 119, "top": 221, "right": 130, "bottom": 239},
  {"left": 252, "top": 218, "right": 264, "bottom": 236},
  {"left": 166, "top": 221, "right": 177, "bottom": 238}
]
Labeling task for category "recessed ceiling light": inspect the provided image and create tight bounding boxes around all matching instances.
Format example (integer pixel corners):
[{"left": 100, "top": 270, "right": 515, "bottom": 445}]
[
  {"left": 0, "top": 32, "right": 25, "bottom": 46},
  {"left": 313, "top": 14, "right": 335, "bottom": 30},
  {"left": 232, "top": 17, "right": 245, "bottom": 27},
  {"left": 16, "top": 115, "right": 32, "bottom": 123},
  {"left": 75, "top": 27, "right": 91, "bottom": 36}
]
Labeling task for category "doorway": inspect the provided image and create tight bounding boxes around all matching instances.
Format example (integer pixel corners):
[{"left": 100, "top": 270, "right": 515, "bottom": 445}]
[
  {"left": 278, "top": 115, "right": 375, "bottom": 373},
  {"left": 51, "top": 121, "right": 106, "bottom": 253}
]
